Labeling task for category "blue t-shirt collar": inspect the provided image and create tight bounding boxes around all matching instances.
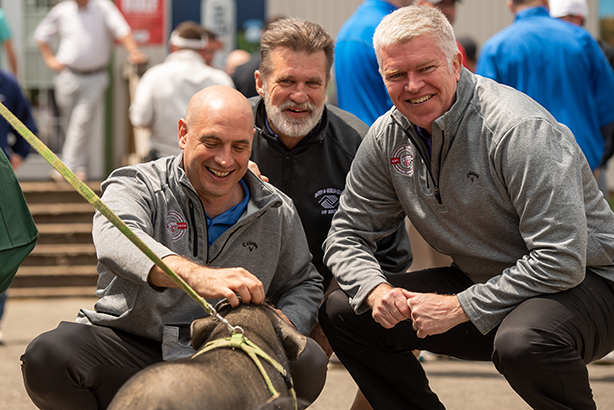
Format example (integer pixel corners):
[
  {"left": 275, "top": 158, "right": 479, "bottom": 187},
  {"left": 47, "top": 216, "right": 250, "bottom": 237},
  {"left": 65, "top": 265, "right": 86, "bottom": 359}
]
[{"left": 205, "top": 178, "right": 251, "bottom": 246}]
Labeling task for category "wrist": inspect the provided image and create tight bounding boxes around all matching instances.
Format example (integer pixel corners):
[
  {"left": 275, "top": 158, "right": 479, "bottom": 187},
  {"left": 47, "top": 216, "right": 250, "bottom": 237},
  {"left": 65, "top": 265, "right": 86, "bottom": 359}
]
[
  {"left": 452, "top": 295, "right": 470, "bottom": 323},
  {"left": 366, "top": 282, "right": 392, "bottom": 309}
]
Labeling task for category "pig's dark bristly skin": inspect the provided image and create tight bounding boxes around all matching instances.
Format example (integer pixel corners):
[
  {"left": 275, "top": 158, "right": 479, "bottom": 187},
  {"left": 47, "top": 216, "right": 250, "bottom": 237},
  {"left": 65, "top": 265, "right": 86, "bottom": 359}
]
[{"left": 108, "top": 302, "right": 307, "bottom": 410}]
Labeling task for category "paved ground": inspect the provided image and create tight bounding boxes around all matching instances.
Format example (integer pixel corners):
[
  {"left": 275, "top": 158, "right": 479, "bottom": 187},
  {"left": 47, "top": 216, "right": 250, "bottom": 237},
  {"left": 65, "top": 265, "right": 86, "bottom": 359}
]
[{"left": 1, "top": 296, "right": 613, "bottom": 410}]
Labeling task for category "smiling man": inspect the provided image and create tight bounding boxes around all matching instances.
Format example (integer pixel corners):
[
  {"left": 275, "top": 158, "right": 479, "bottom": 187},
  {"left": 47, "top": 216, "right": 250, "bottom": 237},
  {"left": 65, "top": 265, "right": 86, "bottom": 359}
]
[
  {"left": 319, "top": 6, "right": 614, "bottom": 409},
  {"left": 21, "top": 86, "right": 327, "bottom": 409},
  {"left": 249, "top": 18, "right": 411, "bottom": 295},
  {"left": 248, "top": 17, "right": 412, "bottom": 328},
  {"left": 248, "top": 18, "right": 412, "bottom": 410}
]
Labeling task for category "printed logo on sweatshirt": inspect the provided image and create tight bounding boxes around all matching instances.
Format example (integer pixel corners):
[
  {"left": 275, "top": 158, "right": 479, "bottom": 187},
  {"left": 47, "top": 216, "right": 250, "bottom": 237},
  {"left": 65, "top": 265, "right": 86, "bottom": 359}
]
[
  {"left": 390, "top": 144, "right": 414, "bottom": 175},
  {"left": 315, "top": 188, "right": 343, "bottom": 215},
  {"left": 243, "top": 241, "right": 258, "bottom": 251},
  {"left": 166, "top": 210, "right": 188, "bottom": 241}
]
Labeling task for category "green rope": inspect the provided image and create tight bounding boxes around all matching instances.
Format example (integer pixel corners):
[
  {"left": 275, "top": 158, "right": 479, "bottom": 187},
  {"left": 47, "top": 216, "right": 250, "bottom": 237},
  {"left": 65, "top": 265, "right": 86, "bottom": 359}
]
[
  {"left": 193, "top": 331, "right": 298, "bottom": 410},
  {"left": 0, "top": 102, "right": 215, "bottom": 317}
]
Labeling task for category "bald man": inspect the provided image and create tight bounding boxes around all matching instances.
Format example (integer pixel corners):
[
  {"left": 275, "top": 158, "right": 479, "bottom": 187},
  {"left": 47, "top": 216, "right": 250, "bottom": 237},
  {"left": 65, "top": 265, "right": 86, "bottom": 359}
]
[{"left": 21, "top": 86, "right": 327, "bottom": 410}]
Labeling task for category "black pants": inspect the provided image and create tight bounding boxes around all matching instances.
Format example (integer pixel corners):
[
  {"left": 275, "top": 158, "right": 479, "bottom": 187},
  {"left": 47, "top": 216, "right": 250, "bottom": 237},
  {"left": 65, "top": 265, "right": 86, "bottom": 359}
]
[
  {"left": 320, "top": 267, "right": 614, "bottom": 410},
  {"left": 21, "top": 322, "right": 327, "bottom": 410}
]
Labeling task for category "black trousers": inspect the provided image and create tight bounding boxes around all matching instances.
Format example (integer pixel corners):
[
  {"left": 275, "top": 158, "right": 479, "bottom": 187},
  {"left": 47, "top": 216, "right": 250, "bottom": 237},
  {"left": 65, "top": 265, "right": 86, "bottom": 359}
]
[
  {"left": 21, "top": 321, "right": 327, "bottom": 410},
  {"left": 320, "top": 267, "right": 614, "bottom": 410}
]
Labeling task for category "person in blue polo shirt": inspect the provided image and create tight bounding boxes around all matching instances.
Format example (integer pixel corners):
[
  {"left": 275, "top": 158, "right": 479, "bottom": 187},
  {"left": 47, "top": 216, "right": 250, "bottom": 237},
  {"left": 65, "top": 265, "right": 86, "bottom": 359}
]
[
  {"left": 335, "top": 0, "right": 414, "bottom": 126},
  {"left": 477, "top": 0, "right": 614, "bottom": 173}
]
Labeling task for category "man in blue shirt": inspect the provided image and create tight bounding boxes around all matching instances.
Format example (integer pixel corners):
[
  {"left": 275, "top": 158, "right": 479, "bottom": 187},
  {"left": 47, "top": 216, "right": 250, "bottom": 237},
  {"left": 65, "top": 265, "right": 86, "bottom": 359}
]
[
  {"left": 476, "top": 0, "right": 614, "bottom": 172},
  {"left": 335, "top": 0, "right": 414, "bottom": 126},
  {"left": 0, "top": 70, "right": 37, "bottom": 170}
]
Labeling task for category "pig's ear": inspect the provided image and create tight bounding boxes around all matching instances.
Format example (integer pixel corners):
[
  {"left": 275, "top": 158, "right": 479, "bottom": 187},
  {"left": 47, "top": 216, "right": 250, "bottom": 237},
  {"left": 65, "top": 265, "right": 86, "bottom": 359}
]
[
  {"left": 191, "top": 299, "right": 234, "bottom": 350},
  {"left": 190, "top": 315, "right": 219, "bottom": 350},
  {"left": 267, "top": 308, "right": 308, "bottom": 361}
]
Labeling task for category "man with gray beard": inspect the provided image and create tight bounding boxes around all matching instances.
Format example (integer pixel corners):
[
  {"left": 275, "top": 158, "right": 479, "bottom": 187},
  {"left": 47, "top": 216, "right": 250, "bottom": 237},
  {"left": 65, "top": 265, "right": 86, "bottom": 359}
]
[
  {"left": 248, "top": 20, "right": 411, "bottom": 408},
  {"left": 249, "top": 18, "right": 411, "bottom": 296}
]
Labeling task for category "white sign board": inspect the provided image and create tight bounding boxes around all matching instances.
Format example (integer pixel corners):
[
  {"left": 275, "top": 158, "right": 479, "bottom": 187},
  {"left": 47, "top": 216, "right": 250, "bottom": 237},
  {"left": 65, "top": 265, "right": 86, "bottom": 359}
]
[{"left": 201, "top": 0, "right": 236, "bottom": 70}]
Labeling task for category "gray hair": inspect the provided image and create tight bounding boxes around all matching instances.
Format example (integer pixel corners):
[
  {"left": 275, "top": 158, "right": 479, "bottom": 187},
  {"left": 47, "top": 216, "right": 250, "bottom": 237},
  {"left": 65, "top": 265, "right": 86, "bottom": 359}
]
[
  {"left": 259, "top": 18, "right": 335, "bottom": 82},
  {"left": 373, "top": 6, "right": 459, "bottom": 72}
]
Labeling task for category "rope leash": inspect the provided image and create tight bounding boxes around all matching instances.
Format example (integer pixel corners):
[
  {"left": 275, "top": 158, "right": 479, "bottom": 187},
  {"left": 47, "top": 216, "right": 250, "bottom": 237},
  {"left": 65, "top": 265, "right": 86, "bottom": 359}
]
[{"left": 192, "top": 329, "right": 298, "bottom": 410}]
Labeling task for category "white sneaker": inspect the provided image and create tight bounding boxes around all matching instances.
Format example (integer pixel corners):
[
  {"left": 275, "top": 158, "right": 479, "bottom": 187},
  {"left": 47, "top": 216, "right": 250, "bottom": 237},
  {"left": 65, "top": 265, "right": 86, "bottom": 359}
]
[{"left": 593, "top": 351, "right": 614, "bottom": 365}]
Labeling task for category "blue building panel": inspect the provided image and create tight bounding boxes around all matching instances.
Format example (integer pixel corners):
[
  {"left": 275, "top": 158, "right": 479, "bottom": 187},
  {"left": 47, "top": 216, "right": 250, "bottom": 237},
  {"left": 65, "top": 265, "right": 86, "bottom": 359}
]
[{"left": 171, "top": 0, "right": 265, "bottom": 45}]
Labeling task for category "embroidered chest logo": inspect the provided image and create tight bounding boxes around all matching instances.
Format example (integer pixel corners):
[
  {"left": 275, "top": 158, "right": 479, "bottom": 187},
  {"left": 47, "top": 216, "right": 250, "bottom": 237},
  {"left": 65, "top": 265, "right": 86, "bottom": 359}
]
[
  {"left": 166, "top": 210, "right": 188, "bottom": 241},
  {"left": 315, "top": 188, "right": 343, "bottom": 215},
  {"left": 467, "top": 171, "right": 479, "bottom": 182},
  {"left": 390, "top": 145, "right": 414, "bottom": 175},
  {"left": 243, "top": 241, "right": 258, "bottom": 251}
]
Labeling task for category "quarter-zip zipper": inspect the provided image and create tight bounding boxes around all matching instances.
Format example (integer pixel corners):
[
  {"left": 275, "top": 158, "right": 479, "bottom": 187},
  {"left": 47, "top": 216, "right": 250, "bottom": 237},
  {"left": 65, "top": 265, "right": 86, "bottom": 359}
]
[
  {"left": 188, "top": 199, "right": 210, "bottom": 261},
  {"left": 393, "top": 117, "right": 442, "bottom": 204},
  {"left": 188, "top": 201, "right": 198, "bottom": 257}
]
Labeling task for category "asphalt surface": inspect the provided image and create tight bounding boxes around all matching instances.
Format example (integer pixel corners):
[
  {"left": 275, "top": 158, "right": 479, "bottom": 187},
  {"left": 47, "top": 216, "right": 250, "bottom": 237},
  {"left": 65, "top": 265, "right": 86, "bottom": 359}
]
[{"left": 1, "top": 296, "right": 613, "bottom": 410}]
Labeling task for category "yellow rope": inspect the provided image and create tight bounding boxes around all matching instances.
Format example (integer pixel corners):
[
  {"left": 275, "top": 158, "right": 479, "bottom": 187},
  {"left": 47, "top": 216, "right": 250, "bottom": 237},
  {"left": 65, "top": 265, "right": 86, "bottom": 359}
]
[{"left": 192, "top": 331, "right": 298, "bottom": 409}]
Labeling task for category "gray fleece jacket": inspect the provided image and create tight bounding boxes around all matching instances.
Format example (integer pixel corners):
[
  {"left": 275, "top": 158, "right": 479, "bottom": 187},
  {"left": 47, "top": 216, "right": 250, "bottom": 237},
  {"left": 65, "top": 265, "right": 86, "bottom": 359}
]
[
  {"left": 324, "top": 68, "right": 614, "bottom": 334},
  {"left": 77, "top": 155, "right": 323, "bottom": 343}
]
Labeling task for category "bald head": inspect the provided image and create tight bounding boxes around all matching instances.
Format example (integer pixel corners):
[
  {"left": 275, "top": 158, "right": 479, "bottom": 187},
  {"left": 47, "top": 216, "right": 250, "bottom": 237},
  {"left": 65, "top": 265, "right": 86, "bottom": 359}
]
[
  {"left": 186, "top": 85, "right": 254, "bottom": 129},
  {"left": 179, "top": 86, "right": 255, "bottom": 214}
]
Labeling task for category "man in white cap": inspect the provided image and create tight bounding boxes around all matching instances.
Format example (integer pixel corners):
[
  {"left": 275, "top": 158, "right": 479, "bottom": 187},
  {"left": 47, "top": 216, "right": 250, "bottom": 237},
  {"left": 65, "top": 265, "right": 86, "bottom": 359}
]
[
  {"left": 549, "top": 0, "right": 614, "bottom": 203},
  {"left": 549, "top": 0, "right": 588, "bottom": 26},
  {"left": 477, "top": 0, "right": 614, "bottom": 175},
  {"left": 129, "top": 21, "right": 235, "bottom": 160},
  {"left": 548, "top": 0, "right": 614, "bottom": 96}
]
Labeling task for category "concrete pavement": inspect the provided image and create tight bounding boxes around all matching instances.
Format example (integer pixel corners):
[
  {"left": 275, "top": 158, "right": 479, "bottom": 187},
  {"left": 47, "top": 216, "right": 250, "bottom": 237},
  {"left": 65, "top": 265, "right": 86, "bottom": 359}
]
[{"left": 1, "top": 296, "right": 613, "bottom": 410}]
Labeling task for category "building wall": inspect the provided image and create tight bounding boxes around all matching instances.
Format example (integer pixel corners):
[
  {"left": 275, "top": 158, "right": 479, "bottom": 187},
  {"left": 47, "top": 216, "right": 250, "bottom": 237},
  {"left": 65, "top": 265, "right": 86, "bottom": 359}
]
[
  {"left": 267, "top": 0, "right": 601, "bottom": 56},
  {"left": 267, "top": 0, "right": 364, "bottom": 38}
]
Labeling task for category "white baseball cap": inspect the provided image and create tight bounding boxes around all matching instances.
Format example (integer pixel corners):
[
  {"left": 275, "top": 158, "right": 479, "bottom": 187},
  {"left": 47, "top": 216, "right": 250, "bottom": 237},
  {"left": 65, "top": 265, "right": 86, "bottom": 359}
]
[{"left": 549, "top": 0, "right": 589, "bottom": 19}]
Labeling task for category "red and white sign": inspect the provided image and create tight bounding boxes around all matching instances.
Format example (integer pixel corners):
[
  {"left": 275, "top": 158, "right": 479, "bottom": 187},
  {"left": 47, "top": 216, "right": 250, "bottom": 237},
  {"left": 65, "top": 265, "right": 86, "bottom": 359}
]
[{"left": 116, "top": 0, "right": 166, "bottom": 45}]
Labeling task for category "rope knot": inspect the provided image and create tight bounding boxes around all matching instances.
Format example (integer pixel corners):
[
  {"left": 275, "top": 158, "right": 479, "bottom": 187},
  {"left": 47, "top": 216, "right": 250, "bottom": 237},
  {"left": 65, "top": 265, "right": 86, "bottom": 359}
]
[{"left": 229, "top": 331, "right": 245, "bottom": 348}]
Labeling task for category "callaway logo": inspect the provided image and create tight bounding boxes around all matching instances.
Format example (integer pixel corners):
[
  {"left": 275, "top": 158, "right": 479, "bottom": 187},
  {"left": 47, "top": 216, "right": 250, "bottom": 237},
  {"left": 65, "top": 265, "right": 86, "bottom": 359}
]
[
  {"left": 467, "top": 171, "right": 479, "bottom": 182},
  {"left": 390, "top": 144, "right": 414, "bottom": 175},
  {"left": 243, "top": 241, "right": 258, "bottom": 251},
  {"left": 166, "top": 210, "right": 188, "bottom": 241},
  {"left": 315, "top": 188, "right": 343, "bottom": 215}
]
